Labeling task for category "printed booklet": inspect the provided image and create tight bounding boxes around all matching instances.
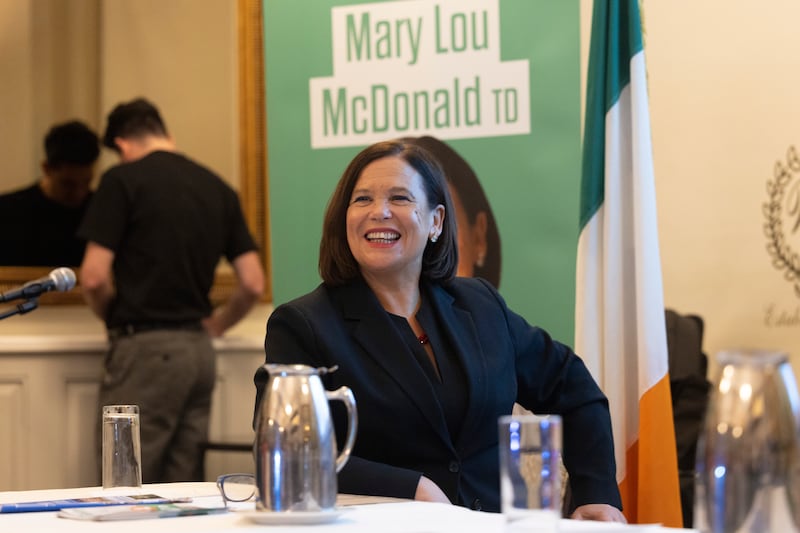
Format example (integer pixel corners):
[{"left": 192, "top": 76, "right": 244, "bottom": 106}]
[
  {"left": 58, "top": 503, "right": 228, "bottom": 521},
  {"left": 0, "top": 494, "right": 188, "bottom": 514}
]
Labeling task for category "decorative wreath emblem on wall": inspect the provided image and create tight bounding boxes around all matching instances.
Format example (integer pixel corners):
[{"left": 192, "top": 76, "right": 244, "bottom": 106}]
[{"left": 764, "top": 146, "right": 800, "bottom": 298}]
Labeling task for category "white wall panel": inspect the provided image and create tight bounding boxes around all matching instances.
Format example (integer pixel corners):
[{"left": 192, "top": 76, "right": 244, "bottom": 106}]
[
  {"left": 64, "top": 378, "right": 101, "bottom": 487},
  {"left": 0, "top": 380, "right": 27, "bottom": 490},
  {"left": 0, "top": 338, "right": 262, "bottom": 491}
]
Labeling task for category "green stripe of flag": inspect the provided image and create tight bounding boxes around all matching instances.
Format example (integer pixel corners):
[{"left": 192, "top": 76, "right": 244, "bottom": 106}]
[{"left": 579, "top": 0, "right": 645, "bottom": 231}]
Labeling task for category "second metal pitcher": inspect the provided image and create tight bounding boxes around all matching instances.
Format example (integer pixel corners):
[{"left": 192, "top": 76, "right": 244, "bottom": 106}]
[
  {"left": 694, "top": 350, "right": 800, "bottom": 532},
  {"left": 254, "top": 363, "right": 357, "bottom": 513}
]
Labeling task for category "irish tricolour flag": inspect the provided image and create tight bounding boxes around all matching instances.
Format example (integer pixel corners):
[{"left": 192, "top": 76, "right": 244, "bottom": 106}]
[{"left": 575, "top": 1, "right": 682, "bottom": 526}]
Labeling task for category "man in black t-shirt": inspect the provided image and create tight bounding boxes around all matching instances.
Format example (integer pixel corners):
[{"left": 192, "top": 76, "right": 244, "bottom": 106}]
[
  {"left": 78, "top": 98, "right": 264, "bottom": 482},
  {"left": 0, "top": 121, "right": 99, "bottom": 266}
]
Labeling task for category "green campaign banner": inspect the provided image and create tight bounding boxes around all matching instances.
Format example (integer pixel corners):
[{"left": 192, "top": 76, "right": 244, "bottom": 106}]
[{"left": 265, "top": 0, "right": 579, "bottom": 340}]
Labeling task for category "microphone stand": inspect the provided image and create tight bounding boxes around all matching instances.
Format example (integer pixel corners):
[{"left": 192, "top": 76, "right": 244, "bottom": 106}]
[{"left": 0, "top": 298, "right": 39, "bottom": 320}]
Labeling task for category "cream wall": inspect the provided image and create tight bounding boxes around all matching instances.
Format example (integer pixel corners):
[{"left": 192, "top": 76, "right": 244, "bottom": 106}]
[
  {"left": 99, "top": 0, "right": 239, "bottom": 184},
  {"left": 640, "top": 1, "right": 800, "bottom": 371},
  {"left": 1, "top": 0, "right": 43, "bottom": 185},
  {"left": 0, "top": 0, "right": 239, "bottom": 194}
]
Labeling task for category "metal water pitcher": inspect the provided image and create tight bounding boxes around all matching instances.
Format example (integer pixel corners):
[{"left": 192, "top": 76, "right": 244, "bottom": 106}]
[
  {"left": 254, "top": 364, "right": 357, "bottom": 512},
  {"left": 694, "top": 350, "right": 800, "bottom": 532}
]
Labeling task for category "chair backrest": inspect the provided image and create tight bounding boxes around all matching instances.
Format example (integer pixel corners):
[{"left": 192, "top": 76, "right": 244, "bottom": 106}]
[
  {"left": 665, "top": 309, "right": 711, "bottom": 528},
  {"left": 666, "top": 310, "right": 707, "bottom": 385}
]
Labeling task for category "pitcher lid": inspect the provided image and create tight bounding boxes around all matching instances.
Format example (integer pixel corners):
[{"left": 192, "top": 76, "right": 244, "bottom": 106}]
[
  {"left": 716, "top": 349, "right": 788, "bottom": 367},
  {"left": 262, "top": 363, "right": 339, "bottom": 376}
]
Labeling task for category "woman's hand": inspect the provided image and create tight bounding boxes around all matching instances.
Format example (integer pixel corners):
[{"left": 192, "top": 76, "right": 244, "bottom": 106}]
[
  {"left": 570, "top": 504, "right": 627, "bottom": 522},
  {"left": 414, "top": 476, "right": 451, "bottom": 504}
]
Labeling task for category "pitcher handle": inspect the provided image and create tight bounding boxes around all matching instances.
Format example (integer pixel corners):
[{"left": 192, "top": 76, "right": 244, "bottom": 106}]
[{"left": 326, "top": 386, "right": 357, "bottom": 473}]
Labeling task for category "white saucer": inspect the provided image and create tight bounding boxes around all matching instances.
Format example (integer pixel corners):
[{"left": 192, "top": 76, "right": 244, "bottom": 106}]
[{"left": 244, "top": 508, "right": 345, "bottom": 525}]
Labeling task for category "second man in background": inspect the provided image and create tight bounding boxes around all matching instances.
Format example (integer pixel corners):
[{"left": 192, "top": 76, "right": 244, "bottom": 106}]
[{"left": 79, "top": 98, "right": 264, "bottom": 482}]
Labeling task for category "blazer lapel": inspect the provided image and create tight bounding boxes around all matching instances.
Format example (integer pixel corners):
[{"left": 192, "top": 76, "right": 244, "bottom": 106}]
[
  {"left": 333, "top": 281, "right": 453, "bottom": 450},
  {"left": 425, "top": 281, "right": 490, "bottom": 448}
]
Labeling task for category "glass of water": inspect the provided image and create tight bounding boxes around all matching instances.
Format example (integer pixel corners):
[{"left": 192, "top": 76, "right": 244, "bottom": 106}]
[
  {"left": 102, "top": 405, "right": 142, "bottom": 489},
  {"left": 498, "top": 414, "right": 562, "bottom": 532}
]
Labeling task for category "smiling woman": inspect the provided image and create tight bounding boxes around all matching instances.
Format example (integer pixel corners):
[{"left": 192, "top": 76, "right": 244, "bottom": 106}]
[{"left": 0, "top": 0, "right": 269, "bottom": 304}]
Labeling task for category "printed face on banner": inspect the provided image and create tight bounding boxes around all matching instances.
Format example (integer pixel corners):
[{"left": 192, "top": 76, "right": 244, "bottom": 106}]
[{"left": 449, "top": 183, "right": 491, "bottom": 278}]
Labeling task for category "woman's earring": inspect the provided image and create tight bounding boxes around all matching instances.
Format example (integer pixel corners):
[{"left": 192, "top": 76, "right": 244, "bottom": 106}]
[
  {"left": 430, "top": 233, "right": 438, "bottom": 243},
  {"left": 475, "top": 252, "right": 485, "bottom": 268}
]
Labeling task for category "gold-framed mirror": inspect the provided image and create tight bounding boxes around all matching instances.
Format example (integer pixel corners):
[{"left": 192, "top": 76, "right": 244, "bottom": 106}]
[{"left": 0, "top": 0, "right": 270, "bottom": 306}]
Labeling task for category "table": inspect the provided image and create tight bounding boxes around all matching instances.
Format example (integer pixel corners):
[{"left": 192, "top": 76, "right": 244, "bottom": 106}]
[{"left": 0, "top": 482, "right": 697, "bottom": 532}]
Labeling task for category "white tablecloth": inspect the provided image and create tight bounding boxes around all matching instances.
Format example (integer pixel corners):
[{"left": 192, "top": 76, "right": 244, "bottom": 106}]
[{"left": 0, "top": 482, "right": 697, "bottom": 533}]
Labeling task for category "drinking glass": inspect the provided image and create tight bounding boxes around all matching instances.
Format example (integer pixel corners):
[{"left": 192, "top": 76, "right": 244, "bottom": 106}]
[
  {"left": 102, "top": 405, "right": 142, "bottom": 489},
  {"left": 499, "top": 414, "right": 562, "bottom": 532}
]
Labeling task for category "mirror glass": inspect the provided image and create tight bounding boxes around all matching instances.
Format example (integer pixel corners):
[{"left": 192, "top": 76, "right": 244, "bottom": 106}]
[{"left": 0, "top": 0, "right": 269, "bottom": 304}]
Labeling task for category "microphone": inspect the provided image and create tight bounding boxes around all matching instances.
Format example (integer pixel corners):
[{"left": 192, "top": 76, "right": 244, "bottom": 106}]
[{"left": 0, "top": 267, "right": 77, "bottom": 303}]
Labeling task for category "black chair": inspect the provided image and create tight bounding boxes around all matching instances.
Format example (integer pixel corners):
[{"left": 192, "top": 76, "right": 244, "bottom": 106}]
[
  {"left": 200, "top": 440, "right": 253, "bottom": 480},
  {"left": 665, "top": 309, "right": 710, "bottom": 528}
]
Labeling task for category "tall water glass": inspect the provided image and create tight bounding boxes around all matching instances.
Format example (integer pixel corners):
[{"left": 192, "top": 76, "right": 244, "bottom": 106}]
[
  {"left": 499, "top": 414, "right": 562, "bottom": 532},
  {"left": 694, "top": 350, "right": 800, "bottom": 532},
  {"left": 102, "top": 405, "right": 142, "bottom": 489}
]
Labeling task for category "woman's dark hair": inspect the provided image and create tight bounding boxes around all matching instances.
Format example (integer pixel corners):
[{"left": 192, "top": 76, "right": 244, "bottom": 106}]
[
  {"left": 319, "top": 139, "right": 458, "bottom": 286},
  {"left": 409, "top": 136, "right": 501, "bottom": 288}
]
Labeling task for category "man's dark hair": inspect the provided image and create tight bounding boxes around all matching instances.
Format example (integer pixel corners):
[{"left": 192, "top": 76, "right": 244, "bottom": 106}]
[
  {"left": 102, "top": 98, "right": 169, "bottom": 152},
  {"left": 44, "top": 120, "right": 100, "bottom": 167}
]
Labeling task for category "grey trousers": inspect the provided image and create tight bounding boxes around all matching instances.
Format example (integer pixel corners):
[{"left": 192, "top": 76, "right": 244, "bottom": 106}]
[{"left": 98, "top": 329, "right": 216, "bottom": 482}]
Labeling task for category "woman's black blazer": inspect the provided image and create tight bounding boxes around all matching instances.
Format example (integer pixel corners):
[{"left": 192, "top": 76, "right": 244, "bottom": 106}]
[{"left": 254, "top": 276, "right": 621, "bottom": 513}]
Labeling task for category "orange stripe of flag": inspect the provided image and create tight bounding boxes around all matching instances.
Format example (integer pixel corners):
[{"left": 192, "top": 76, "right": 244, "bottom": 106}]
[{"left": 618, "top": 375, "right": 683, "bottom": 527}]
